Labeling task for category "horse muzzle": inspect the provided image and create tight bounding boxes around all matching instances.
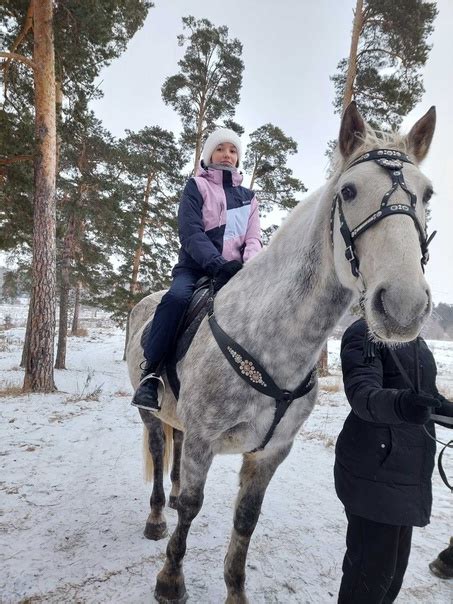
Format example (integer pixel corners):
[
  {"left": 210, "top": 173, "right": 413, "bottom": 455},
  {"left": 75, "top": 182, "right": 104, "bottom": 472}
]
[{"left": 367, "top": 282, "right": 431, "bottom": 342}]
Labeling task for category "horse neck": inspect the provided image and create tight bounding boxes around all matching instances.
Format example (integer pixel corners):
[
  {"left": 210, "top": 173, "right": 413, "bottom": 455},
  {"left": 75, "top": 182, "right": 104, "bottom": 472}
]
[{"left": 217, "top": 182, "right": 352, "bottom": 387}]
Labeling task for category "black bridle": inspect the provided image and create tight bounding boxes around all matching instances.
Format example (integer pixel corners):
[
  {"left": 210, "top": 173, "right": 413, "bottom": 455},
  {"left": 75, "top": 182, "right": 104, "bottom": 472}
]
[{"left": 330, "top": 149, "right": 436, "bottom": 280}]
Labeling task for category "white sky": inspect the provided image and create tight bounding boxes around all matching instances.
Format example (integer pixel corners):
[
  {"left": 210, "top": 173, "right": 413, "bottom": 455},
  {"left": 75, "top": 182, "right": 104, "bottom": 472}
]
[{"left": 91, "top": 0, "right": 453, "bottom": 303}]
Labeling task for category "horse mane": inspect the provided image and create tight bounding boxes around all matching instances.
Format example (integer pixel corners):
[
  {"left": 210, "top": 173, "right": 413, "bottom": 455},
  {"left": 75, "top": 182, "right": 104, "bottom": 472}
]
[
  {"left": 269, "top": 125, "right": 411, "bottom": 250},
  {"left": 328, "top": 125, "right": 410, "bottom": 180}
]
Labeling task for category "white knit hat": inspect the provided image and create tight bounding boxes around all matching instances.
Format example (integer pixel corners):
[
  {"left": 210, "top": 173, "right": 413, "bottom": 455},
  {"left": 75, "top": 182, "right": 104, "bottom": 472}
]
[{"left": 201, "top": 128, "right": 242, "bottom": 167}]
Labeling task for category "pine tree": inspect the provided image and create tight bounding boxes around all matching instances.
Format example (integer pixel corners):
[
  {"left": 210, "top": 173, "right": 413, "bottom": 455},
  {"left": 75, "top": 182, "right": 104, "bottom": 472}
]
[
  {"left": 23, "top": 0, "right": 58, "bottom": 392},
  {"left": 331, "top": 0, "right": 438, "bottom": 128},
  {"left": 55, "top": 105, "right": 117, "bottom": 368},
  {"left": 99, "top": 127, "right": 184, "bottom": 333},
  {"left": 243, "top": 124, "right": 307, "bottom": 243},
  {"left": 162, "top": 16, "right": 244, "bottom": 173},
  {"left": 1, "top": 1, "right": 154, "bottom": 378}
]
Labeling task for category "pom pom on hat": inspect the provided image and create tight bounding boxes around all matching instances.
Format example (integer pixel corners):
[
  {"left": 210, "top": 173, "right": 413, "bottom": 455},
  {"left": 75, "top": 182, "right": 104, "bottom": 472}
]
[{"left": 201, "top": 128, "right": 242, "bottom": 166}]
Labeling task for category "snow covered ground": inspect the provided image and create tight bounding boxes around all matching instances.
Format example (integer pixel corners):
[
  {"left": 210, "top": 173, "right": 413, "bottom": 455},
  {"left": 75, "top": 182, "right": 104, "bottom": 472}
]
[{"left": 1, "top": 311, "right": 452, "bottom": 603}]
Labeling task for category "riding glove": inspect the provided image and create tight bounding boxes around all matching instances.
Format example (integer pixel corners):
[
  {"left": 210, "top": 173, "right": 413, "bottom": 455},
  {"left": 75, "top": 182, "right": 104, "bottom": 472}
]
[
  {"left": 213, "top": 260, "right": 243, "bottom": 291},
  {"left": 396, "top": 390, "right": 441, "bottom": 425}
]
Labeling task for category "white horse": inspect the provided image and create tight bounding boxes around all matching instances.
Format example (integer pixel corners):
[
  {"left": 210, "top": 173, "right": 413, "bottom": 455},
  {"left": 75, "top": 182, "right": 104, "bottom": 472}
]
[{"left": 127, "top": 103, "right": 436, "bottom": 604}]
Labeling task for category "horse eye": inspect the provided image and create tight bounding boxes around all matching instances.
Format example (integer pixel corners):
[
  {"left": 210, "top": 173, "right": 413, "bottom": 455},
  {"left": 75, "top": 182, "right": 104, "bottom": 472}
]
[
  {"left": 423, "top": 187, "right": 433, "bottom": 204},
  {"left": 341, "top": 184, "right": 357, "bottom": 202}
]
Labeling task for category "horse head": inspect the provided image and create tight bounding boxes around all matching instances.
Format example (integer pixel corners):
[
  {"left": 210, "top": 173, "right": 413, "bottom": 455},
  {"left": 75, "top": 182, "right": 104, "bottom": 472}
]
[{"left": 332, "top": 102, "right": 436, "bottom": 342}]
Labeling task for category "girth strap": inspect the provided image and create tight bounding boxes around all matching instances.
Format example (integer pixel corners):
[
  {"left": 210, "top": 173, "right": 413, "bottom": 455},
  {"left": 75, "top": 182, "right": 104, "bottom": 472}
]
[{"left": 208, "top": 306, "right": 316, "bottom": 452}]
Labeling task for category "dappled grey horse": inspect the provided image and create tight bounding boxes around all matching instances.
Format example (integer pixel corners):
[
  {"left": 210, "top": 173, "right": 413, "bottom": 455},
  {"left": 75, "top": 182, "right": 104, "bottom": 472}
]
[{"left": 127, "top": 103, "right": 436, "bottom": 603}]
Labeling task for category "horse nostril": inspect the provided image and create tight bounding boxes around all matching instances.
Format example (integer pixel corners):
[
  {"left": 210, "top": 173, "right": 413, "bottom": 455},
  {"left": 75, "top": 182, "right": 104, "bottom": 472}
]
[{"left": 373, "top": 288, "right": 386, "bottom": 315}]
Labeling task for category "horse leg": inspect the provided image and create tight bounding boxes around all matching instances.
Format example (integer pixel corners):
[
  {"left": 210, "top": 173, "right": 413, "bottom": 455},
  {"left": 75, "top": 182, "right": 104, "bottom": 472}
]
[
  {"left": 224, "top": 445, "right": 292, "bottom": 604},
  {"left": 140, "top": 410, "right": 168, "bottom": 541},
  {"left": 154, "top": 435, "right": 213, "bottom": 604},
  {"left": 169, "top": 428, "right": 183, "bottom": 509}
]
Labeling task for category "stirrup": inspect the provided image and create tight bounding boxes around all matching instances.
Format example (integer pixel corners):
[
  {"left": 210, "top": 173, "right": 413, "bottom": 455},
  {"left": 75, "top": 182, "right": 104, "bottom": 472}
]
[{"left": 134, "top": 373, "right": 166, "bottom": 412}]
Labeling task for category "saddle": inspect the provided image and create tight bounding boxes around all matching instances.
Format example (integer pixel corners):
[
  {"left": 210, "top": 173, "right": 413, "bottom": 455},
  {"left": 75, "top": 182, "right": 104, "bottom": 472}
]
[{"left": 141, "top": 277, "right": 212, "bottom": 399}]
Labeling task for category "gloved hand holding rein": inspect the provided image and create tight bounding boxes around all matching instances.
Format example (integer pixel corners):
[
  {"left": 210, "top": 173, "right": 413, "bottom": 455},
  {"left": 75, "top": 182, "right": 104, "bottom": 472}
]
[
  {"left": 213, "top": 260, "right": 243, "bottom": 291},
  {"left": 396, "top": 389, "right": 441, "bottom": 425}
]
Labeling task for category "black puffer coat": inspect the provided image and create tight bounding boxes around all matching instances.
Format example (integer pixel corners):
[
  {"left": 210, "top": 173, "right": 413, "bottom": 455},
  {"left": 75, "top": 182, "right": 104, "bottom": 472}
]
[{"left": 335, "top": 319, "right": 451, "bottom": 527}]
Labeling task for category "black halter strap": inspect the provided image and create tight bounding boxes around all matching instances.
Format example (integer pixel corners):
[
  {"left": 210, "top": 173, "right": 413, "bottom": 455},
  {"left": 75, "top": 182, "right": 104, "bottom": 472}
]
[
  {"left": 330, "top": 149, "right": 436, "bottom": 279},
  {"left": 207, "top": 293, "right": 316, "bottom": 453}
]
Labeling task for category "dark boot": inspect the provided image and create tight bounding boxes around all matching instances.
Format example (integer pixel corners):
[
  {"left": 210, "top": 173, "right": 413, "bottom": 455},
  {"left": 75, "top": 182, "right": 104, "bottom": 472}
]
[
  {"left": 131, "top": 362, "right": 161, "bottom": 412},
  {"left": 429, "top": 538, "right": 453, "bottom": 579}
]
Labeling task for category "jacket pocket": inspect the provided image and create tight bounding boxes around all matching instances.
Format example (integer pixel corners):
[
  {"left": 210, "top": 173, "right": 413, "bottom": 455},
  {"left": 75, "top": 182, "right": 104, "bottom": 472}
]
[{"left": 336, "top": 415, "right": 392, "bottom": 479}]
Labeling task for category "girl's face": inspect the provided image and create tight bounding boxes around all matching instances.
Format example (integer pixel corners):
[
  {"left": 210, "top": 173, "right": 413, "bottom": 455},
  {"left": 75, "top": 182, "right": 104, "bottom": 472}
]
[{"left": 211, "top": 143, "right": 238, "bottom": 167}]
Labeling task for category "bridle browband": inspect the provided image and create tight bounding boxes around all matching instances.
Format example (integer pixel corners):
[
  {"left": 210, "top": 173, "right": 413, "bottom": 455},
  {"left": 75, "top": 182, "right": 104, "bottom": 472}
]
[{"left": 330, "top": 148, "right": 436, "bottom": 280}]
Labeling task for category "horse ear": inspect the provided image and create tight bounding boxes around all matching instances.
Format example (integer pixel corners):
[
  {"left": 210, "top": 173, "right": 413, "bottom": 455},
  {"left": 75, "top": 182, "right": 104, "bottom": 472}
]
[
  {"left": 407, "top": 106, "right": 436, "bottom": 163},
  {"left": 339, "top": 102, "right": 366, "bottom": 159}
]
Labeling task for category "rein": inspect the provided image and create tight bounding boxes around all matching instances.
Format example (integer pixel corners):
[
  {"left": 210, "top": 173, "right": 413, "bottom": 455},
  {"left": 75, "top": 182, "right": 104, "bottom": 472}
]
[
  {"left": 207, "top": 290, "right": 316, "bottom": 453},
  {"left": 388, "top": 344, "right": 453, "bottom": 493},
  {"left": 330, "top": 149, "right": 437, "bottom": 284}
]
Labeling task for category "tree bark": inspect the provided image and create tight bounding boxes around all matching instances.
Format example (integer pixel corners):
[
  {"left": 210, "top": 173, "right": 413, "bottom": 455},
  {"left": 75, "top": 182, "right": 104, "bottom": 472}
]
[
  {"left": 130, "top": 170, "right": 154, "bottom": 300},
  {"left": 317, "top": 344, "right": 329, "bottom": 377},
  {"left": 123, "top": 309, "right": 131, "bottom": 361},
  {"left": 23, "top": 0, "right": 57, "bottom": 392},
  {"left": 249, "top": 163, "right": 257, "bottom": 190},
  {"left": 71, "top": 281, "right": 81, "bottom": 335},
  {"left": 192, "top": 95, "right": 206, "bottom": 174},
  {"left": 20, "top": 294, "right": 33, "bottom": 368},
  {"left": 342, "top": 0, "right": 364, "bottom": 111},
  {"left": 55, "top": 217, "right": 76, "bottom": 368},
  {"left": 126, "top": 171, "right": 154, "bottom": 359}
]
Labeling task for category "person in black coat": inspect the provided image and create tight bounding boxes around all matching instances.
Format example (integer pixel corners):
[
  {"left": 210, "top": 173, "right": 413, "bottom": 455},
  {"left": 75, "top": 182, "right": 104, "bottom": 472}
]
[{"left": 335, "top": 318, "right": 453, "bottom": 604}]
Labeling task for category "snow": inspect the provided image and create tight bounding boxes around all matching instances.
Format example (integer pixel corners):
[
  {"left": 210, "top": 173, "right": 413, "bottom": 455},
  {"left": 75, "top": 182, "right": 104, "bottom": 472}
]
[{"left": 1, "top": 312, "right": 452, "bottom": 603}]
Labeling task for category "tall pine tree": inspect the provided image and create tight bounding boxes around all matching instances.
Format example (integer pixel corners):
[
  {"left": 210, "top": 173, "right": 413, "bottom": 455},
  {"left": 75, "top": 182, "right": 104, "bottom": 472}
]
[
  {"left": 162, "top": 16, "right": 244, "bottom": 173},
  {"left": 331, "top": 0, "right": 437, "bottom": 128}
]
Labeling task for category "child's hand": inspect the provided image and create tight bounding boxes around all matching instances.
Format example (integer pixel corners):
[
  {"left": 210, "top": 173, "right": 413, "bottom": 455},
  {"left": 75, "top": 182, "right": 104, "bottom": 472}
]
[{"left": 213, "top": 260, "right": 243, "bottom": 291}]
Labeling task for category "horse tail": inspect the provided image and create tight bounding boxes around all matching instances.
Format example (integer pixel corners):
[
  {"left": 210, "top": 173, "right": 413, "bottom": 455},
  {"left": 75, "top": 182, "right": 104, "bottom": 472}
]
[{"left": 142, "top": 421, "right": 175, "bottom": 482}]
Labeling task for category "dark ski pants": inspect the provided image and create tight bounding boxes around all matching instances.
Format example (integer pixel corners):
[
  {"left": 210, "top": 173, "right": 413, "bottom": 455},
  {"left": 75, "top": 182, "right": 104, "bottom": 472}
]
[
  {"left": 143, "top": 268, "right": 204, "bottom": 366},
  {"left": 338, "top": 511, "right": 413, "bottom": 604}
]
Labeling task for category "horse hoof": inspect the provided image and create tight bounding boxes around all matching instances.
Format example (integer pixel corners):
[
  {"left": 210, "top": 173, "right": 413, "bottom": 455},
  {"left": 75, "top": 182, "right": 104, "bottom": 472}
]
[
  {"left": 168, "top": 496, "right": 178, "bottom": 510},
  {"left": 144, "top": 521, "right": 168, "bottom": 540},
  {"left": 154, "top": 577, "right": 188, "bottom": 604}
]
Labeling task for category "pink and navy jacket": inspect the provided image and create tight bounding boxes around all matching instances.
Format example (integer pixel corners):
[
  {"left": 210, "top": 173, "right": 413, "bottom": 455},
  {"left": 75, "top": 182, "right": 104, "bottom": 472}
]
[{"left": 174, "top": 165, "right": 262, "bottom": 276}]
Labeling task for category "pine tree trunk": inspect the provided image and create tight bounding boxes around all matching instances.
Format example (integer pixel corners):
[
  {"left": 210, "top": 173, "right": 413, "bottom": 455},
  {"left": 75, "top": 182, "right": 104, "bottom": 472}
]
[
  {"left": 130, "top": 170, "right": 154, "bottom": 298},
  {"left": 123, "top": 309, "right": 131, "bottom": 361},
  {"left": 71, "top": 281, "right": 80, "bottom": 335},
  {"left": 20, "top": 294, "right": 33, "bottom": 368},
  {"left": 127, "top": 172, "right": 154, "bottom": 361},
  {"left": 192, "top": 98, "right": 206, "bottom": 174},
  {"left": 23, "top": 0, "right": 57, "bottom": 392},
  {"left": 55, "top": 215, "right": 76, "bottom": 368},
  {"left": 249, "top": 163, "right": 257, "bottom": 190},
  {"left": 317, "top": 344, "right": 329, "bottom": 377},
  {"left": 342, "top": 0, "right": 364, "bottom": 111}
]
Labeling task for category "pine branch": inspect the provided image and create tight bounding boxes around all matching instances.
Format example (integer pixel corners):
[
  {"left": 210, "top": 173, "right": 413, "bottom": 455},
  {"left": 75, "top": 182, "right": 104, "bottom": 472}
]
[
  {"left": 0, "top": 52, "right": 35, "bottom": 71},
  {"left": 0, "top": 154, "right": 34, "bottom": 165},
  {"left": 357, "top": 47, "right": 404, "bottom": 64},
  {"left": 2, "top": 1, "right": 34, "bottom": 97}
]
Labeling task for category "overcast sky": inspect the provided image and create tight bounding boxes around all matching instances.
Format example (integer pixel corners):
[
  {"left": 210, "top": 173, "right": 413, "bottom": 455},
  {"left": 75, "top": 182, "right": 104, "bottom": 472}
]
[{"left": 92, "top": 0, "right": 453, "bottom": 304}]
